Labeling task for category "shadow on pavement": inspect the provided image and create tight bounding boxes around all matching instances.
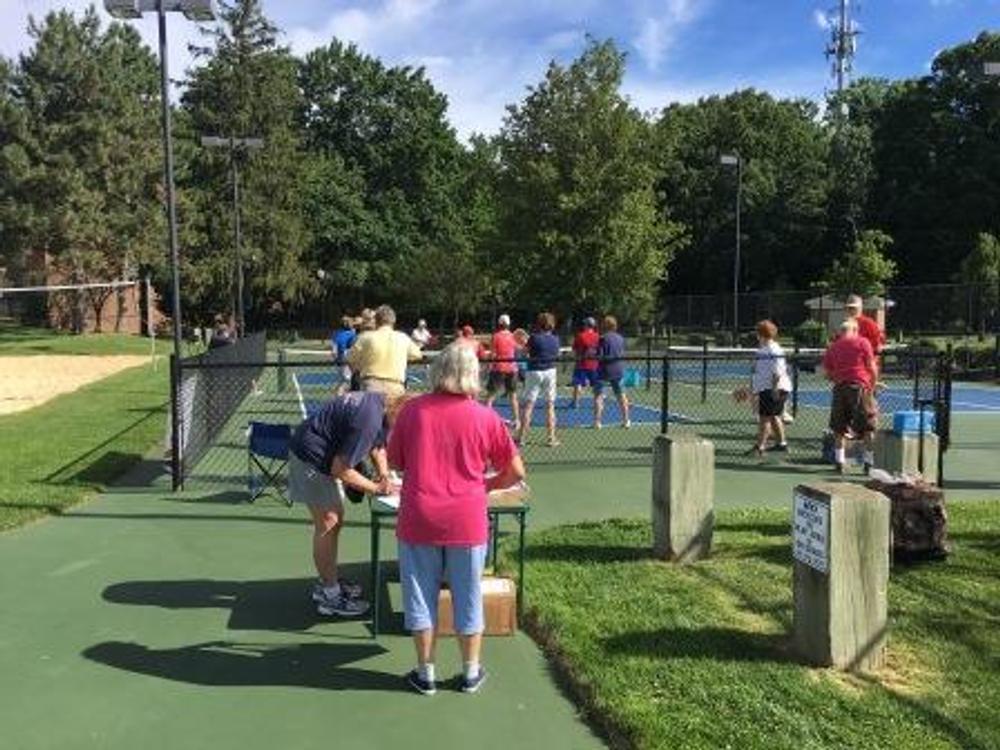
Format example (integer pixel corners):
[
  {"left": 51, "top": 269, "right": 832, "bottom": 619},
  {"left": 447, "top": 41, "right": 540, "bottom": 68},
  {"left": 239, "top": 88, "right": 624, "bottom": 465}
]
[
  {"left": 101, "top": 568, "right": 373, "bottom": 633},
  {"left": 83, "top": 640, "right": 401, "bottom": 693}
]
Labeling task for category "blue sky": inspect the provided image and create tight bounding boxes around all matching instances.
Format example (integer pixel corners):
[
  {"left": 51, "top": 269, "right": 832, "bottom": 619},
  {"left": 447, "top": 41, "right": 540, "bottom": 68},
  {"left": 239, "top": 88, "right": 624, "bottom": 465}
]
[{"left": 2, "top": 0, "right": 998, "bottom": 138}]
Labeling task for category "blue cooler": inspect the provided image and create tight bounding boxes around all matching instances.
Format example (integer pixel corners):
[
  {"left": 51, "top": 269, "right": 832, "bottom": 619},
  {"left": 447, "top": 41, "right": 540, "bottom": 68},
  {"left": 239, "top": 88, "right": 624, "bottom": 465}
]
[{"left": 893, "top": 410, "right": 936, "bottom": 435}]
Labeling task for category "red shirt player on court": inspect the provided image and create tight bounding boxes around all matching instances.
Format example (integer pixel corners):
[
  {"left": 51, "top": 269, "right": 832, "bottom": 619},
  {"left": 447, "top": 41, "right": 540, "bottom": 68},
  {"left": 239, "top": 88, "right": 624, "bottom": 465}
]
[
  {"left": 822, "top": 319, "right": 879, "bottom": 475},
  {"left": 844, "top": 294, "right": 885, "bottom": 355},
  {"left": 484, "top": 315, "right": 522, "bottom": 432},
  {"left": 571, "top": 317, "right": 600, "bottom": 408}
]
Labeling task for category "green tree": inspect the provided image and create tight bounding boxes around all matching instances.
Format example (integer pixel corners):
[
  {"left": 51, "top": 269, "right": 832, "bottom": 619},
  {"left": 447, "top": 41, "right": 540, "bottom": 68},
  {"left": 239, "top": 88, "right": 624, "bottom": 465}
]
[
  {"left": 299, "top": 40, "right": 475, "bottom": 316},
  {"left": 181, "top": 0, "right": 313, "bottom": 327},
  {"left": 958, "top": 233, "right": 1000, "bottom": 329},
  {"left": 497, "top": 38, "right": 684, "bottom": 321},
  {"left": 822, "top": 229, "right": 897, "bottom": 296},
  {"left": 655, "top": 89, "right": 829, "bottom": 294},
  {"left": 2, "top": 9, "right": 163, "bottom": 331}
]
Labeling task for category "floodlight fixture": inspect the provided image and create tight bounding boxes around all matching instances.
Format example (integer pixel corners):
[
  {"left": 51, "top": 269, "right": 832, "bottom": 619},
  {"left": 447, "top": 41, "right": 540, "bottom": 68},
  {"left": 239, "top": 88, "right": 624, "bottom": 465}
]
[
  {"left": 720, "top": 152, "right": 743, "bottom": 340},
  {"left": 105, "top": 0, "right": 217, "bottom": 21},
  {"left": 986, "top": 62, "right": 1000, "bottom": 77},
  {"left": 720, "top": 154, "right": 739, "bottom": 166}
]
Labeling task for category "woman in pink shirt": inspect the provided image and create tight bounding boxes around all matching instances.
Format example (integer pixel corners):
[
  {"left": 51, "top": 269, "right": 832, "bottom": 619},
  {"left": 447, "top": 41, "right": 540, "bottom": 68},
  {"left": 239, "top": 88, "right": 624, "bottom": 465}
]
[{"left": 388, "top": 342, "right": 526, "bottom": 696}]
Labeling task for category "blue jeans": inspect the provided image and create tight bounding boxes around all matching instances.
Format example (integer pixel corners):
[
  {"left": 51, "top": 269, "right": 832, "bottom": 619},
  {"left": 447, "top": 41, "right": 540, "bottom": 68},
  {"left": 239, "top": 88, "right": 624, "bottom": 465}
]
[{"left": 398, "top": 541, "right": 488, "bottom": 635}]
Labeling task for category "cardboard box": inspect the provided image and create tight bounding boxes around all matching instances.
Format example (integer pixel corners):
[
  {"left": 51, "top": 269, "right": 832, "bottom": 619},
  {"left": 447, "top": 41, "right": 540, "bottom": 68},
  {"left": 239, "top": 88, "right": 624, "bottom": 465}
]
[{"left": 437, "top": 577, "right": 517, "bottom": 637}]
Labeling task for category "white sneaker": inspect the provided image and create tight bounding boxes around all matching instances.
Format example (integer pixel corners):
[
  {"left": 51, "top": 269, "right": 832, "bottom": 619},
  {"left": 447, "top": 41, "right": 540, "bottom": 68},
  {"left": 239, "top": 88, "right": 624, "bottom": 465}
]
[{"left": 622, "top": 420, "right": 632, "bottom": 429}]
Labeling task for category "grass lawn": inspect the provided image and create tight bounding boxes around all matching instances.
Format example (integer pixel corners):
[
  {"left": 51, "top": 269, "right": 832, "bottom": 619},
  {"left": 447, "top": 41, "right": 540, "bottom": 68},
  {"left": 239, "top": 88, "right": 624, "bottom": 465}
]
[
  {"left": 514, "top": 502, "right": 1000, "bottom": 750},
  {"left": 0, "top": 320, "right": 162, "bottom": 357},
  {"left": 0, "top": 362, "right": 168, "bottom": 530}
]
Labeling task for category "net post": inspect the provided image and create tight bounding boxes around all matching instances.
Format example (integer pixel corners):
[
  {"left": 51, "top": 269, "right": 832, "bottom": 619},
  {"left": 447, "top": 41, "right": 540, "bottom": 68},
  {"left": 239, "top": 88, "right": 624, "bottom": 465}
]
[
  {"left": 701, "top": 340, "right": 708, "bottom": 403},
  {"left": 660, "top": 353, "right": 670, "bottom": 435},
  {"left": 278, "top": 348, "right": 287, "bottom": 393},
  {"left": 645, "top": 337, "right": 652, "bottom": 392},
  {"left": 792, "top": 343, "right": 800, "bottom": 418},
  {"left": 170, "top": 353, "right": 183, "bottom": 491}
]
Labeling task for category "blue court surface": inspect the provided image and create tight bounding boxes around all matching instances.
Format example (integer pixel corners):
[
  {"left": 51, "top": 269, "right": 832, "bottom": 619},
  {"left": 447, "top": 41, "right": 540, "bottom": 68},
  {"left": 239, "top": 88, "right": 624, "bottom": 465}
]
[
  {"left": 291, "top": 372, "right": 674, "bottom": 426},
  {"left": 795, "top": 383, "right": 1000, "bottom": 414}
]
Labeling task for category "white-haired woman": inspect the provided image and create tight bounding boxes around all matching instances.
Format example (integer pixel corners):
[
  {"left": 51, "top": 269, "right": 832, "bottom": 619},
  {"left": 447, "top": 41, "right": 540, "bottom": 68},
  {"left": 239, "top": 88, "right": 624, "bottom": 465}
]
[{"left": 388, "top": 342, "right": 526, "bottom": 696}]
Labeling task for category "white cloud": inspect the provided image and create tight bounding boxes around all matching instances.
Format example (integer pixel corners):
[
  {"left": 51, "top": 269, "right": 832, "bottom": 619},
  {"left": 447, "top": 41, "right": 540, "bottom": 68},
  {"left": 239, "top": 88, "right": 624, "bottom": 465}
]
[
  {"left": 813, "top": 8, "right": 830, "bottom": 30},
  {"left": 631, "top": 0, "right": 703, "bottom": 71}
]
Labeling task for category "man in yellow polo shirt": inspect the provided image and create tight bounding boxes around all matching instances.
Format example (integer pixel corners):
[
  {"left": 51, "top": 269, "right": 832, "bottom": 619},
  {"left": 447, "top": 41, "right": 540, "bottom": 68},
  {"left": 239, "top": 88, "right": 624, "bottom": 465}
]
[{"left": 347, "top": 304, "right": 422, "bottom": 395}]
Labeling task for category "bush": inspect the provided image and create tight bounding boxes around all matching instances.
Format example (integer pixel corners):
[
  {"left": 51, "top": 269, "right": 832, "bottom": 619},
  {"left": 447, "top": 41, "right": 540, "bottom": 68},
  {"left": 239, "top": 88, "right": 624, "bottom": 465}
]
[{"left": 794, "top": 319, "right": 827, "bottom": 347}]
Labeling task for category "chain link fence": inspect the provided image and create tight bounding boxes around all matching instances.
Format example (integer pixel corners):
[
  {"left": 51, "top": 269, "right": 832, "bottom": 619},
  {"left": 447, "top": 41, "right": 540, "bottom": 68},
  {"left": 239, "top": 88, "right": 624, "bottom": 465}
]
[{"left": 169, "top": 333, "right": 953, "bottom": 492}]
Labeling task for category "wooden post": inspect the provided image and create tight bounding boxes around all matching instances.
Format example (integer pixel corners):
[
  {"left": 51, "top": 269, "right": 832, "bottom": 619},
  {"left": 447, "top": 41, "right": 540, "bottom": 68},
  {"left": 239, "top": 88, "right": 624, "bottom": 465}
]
[
  {"left": 651, "top": 434, "right": 714, "bottom": 563},
  {"left": 792, "top": 482, "right": 889, "bottom": 671}
]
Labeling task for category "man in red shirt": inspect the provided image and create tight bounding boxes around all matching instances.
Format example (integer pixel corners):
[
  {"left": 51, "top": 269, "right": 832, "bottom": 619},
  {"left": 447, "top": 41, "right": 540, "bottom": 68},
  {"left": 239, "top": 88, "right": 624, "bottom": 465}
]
[
  {"left": 485, "top": 314, "right": 521, "bottom": 431},
  {"left": 845, "top": 294, "right": 885, "bottom": 355},
  {"left": 823, "top": 319, "right": 879, "bottom": 474},
  {"left": 570, "top": 317, "right": 600, "bottom": 408}
]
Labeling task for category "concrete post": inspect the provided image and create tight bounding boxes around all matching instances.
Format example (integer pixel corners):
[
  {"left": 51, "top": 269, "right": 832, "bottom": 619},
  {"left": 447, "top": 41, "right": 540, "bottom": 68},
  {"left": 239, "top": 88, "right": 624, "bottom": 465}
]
[
  {"left": 651, "top": 434, "right": 714, "bottom": 562},
  {"left": 873, "top": 430, "right": 939, "bottom": 484},
  {"left": 792, "top": 482, "right": 890, "bottom": 671}
]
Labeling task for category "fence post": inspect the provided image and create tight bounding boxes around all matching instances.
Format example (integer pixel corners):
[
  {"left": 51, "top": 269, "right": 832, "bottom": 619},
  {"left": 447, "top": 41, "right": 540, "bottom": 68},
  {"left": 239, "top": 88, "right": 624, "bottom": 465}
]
[
  {"left": 792, "top": 343, "right": 800, "bottom": 418},
  {"left": 660, "top": 354, "right": 670, "bottom": 435},
  {"left": 170, "top": 353, "right": 183, "bottom": 491},
  {"left": 277, "top": 347, "right": 287, "bottom": 393},
  {"left": 701, "top": 340, "right": 709, "bottom": 403},
  {"left": 645, "top": 337, "right": 652, "bottom": 391},
  {"left": 938, "top": 349, "right": 952, "bottom": 488},
  {"left": 911, "top": 354, "right": 920, "bottom": 410},
  {"left": 994, "top": 333, "right": 999, "bottom": 381}
]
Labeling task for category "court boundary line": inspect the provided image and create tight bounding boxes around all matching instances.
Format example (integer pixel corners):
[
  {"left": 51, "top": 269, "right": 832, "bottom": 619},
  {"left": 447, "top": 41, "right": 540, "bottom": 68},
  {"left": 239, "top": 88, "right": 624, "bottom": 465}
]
[{"left": 292, "top": 372, "right": 307, "bottom": 419}]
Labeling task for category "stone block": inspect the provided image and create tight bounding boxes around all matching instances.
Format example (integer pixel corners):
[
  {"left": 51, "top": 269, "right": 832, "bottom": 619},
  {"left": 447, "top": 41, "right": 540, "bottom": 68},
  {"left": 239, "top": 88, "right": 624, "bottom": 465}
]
[
  {"left": 793, "top": 482, "right": 890, "bottom": 671},
  {"left": 651, "top": 434, "right": 714, "bottom": 563},
  {"left": 873, "top": 430, "right": 939, "bottom": 484}
]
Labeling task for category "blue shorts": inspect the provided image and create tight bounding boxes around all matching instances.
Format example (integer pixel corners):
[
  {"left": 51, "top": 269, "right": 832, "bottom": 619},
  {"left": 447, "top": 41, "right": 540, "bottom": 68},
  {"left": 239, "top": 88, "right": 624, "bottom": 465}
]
[
  {"left": 593, "top": 378, "right": 623, "bottom": 397},
  {"left": 572, "top": 368, "right": 598, "bottom": 387},
  {"left": 398, "top": 541, "right": 488, "bottom": 635}
]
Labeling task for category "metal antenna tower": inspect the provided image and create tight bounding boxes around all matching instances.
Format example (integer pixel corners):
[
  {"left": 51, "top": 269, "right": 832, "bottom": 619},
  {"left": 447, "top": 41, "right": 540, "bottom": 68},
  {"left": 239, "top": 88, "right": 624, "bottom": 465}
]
[{"left": 825, "top": 0, "right": 860, "bottom": 94}]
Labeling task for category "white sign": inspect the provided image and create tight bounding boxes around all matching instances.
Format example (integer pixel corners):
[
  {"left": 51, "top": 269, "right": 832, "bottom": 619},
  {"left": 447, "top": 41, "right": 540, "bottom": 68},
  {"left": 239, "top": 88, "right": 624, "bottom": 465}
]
[{"left": 793, "top": 492, "right": 830, "bottom": 573}]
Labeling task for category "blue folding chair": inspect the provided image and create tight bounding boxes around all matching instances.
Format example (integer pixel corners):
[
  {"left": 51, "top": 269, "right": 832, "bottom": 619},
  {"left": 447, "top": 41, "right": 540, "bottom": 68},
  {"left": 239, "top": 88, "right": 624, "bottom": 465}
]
[{"left": 247, "top": 422, "right": 292, "bottom": 506}]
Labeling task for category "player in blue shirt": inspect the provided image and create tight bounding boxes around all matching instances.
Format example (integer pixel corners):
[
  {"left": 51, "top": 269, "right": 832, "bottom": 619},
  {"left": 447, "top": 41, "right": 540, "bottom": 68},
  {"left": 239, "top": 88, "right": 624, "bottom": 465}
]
[
  {"left": 330, "top": 315, "right": 358, "bottom": 391},
  {"left": 517, "top": 311, "right": 562, "bottom": 447},
  {"left": 593, "top": 315, "right": 631, "bottom": 429}
]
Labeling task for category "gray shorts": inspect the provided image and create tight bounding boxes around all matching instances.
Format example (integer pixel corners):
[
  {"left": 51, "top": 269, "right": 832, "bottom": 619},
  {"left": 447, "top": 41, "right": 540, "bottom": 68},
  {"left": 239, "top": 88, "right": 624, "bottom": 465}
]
[{"left": 288, "top": 453, "right": 346, "bottom": 510}]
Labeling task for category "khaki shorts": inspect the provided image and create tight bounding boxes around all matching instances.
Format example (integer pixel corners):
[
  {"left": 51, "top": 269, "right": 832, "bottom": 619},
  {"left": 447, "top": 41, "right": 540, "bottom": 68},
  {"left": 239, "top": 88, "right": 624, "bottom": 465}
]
[
  {"left": 288, "top": 453, "right": 346, "bottom": 510},
  {"left": 361, "top": 378, "right": 405, "bottom": 397},
  {"left": 829, "top": 383, "right": 877, "bottom": 436}
]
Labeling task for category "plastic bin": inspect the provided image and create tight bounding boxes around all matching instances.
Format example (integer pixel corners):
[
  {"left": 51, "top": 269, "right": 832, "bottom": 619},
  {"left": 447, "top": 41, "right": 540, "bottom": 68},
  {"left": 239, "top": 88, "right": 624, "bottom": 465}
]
[{"left": 893, "top": 410, "right": 936, "bottom": 435}]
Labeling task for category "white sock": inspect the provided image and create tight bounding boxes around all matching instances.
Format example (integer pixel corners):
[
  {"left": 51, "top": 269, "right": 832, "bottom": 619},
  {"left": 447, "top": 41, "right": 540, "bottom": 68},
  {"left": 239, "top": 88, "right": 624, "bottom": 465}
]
[
  {"left": 463, "top": 660, "right": 480, "bottom": 681},
  {"left": 863, "top": 451, "right": 874, "bottom": 465},
  {"left": 835, "top": 448, "right": 846, "bottom": 465},
  {"left": 418, "top": 662, "right": 436, "bottom": 683},
  {"left": 322, "top": 582, "right": 340, "bottom": 598}
]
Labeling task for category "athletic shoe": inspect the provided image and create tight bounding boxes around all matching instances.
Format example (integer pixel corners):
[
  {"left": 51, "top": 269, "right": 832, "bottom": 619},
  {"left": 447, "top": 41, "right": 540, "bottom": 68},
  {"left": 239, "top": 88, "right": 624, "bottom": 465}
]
[
  {"left": 744, "top": 446, "right": 764, "bottom": 457},
  {"left": 311, "top": 578, "right": 362, "bottom": 603},
  {"left": 781, "top": 412, "right": 795, "bottom": 425},
  {"left": 593, "top": 423, "right": 602, "bottom": 430},
  {"left": 315, "top": 589, "right": 370, "bottom": 617},
  {"left": 546, "top": 437, "right": 561, "bottom": 448},
  {"left": 766, "top": 443, "right": 789, "bottom": 453},
  {"left": 406, "top": 670, "right": 437, "bottom": 696},
  {"left": 460, "top": 668, "right": 488, "bottom": 694},
  {"left": 863, "top": 462, "right": 873, "bottom": 475},
  {"left": 622, "top": 420, "right": 632, "bottom": 429},
  {"left": 835, "top": 463, "right": 846, "bottom": 475}
]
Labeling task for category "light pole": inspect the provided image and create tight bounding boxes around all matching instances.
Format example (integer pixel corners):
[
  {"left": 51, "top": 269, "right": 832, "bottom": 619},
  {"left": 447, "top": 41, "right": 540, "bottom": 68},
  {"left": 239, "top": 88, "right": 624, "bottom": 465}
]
[
  {"left": 105, "top": 1, "right": 216, "bottom": 491},
  {"left": 721, "top": 153, "right": 743, "bottom": 343},
  {"left": 986, "top": 63, "right": 999, "bottom": 345},
  {"left": 201, "top": 136, "right": 264, "bottom": 337},
  {"left": 104, "top": 0, "right": 217, "bottom": 357}
]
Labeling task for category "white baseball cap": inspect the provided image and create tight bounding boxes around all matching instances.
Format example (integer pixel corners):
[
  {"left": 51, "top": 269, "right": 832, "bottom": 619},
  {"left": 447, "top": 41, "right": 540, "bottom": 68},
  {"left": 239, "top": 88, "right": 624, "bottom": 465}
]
[{"left": 498, "top": 314, "right": 511, "bottom": 327}]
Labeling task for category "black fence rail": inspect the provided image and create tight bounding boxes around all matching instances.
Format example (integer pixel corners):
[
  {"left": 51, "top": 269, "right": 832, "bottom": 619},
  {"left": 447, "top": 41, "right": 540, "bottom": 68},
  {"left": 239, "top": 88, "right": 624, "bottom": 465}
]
[{"left": 169, "top": 340, "right": 953, "bottom": 491}]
